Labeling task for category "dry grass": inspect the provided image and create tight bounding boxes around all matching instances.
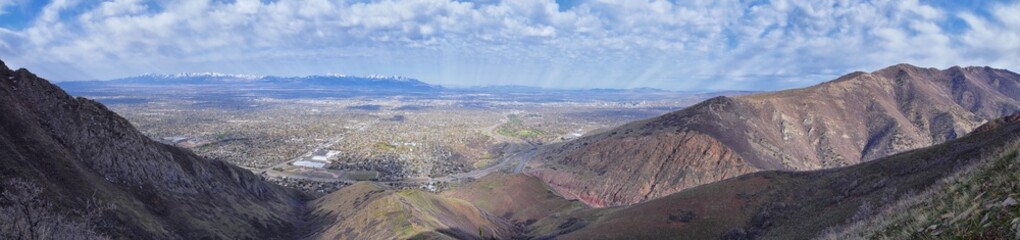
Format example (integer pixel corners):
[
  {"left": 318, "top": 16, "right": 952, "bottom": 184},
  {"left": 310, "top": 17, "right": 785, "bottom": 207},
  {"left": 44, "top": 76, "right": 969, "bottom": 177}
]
[
  {"left": 443, "top": 173, "right": 586, "bottom": 231},
  {"left": 306, "top": 182, "right": 517, "bottom": 239},
  {"left": 819, "top": 143, "right": 1020, "bottom": 240}
]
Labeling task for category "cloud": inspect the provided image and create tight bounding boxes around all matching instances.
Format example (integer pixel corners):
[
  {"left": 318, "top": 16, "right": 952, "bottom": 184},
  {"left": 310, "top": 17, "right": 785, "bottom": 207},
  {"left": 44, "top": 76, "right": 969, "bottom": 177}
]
[
  {"left": 0, "top": 0, "right": 25, "bottom": 15},
  {"left": 0, "top": 0, "right": 1017, "bottom": 90},
  {"left": 957, "top": 2, "right": 1020, "bottom": 68}
]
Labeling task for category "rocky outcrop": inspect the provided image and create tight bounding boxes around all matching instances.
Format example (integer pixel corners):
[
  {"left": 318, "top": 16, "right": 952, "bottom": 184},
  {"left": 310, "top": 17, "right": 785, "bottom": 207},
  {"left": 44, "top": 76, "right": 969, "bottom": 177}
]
[
  {"left": 532, "top": 64, "right": 1020, "bottom": 207},
  {"left": 0, "top": 58, "right": 304, "bottom": 239},
  {"left": 971, "top": 113, "right": 1020, "bottom": 134}
]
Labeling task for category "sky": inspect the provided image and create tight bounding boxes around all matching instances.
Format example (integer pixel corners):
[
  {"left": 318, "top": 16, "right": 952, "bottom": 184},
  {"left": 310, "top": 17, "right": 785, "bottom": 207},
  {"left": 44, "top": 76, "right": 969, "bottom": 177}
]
[{"left": 0, "top": 0, "right": 1018, "bottom": 91}]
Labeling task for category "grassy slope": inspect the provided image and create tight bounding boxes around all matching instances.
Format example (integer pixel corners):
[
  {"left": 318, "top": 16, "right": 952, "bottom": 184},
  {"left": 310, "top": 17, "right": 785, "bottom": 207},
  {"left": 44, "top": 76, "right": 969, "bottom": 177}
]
[
  {"left": 306, "top": 182, "right": 516, "bottom": 240},
  {"left": 443, "top": 173, "right": 586, "bottom": 232},
  {"left": 534, "top": 116, "right": 1020, "bottom": 239},
  {"left": 824, "top": 150, "right": 1020, "bottom": 239}
]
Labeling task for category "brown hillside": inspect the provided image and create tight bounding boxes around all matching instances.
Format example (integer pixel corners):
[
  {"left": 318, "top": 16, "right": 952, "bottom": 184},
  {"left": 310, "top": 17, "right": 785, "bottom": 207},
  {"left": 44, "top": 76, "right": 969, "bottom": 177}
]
[
  {"left": 535, "top": 113, "right": 1020, "bottom": 239},
  {"left": 443, "top": 173, "right": 587, "bottom": 235},
  {"left": 531, "top": 64, "right": 1020, "bottom": 207},
  {"left": 305, "top": 182, "right": 517, "bottom": 240}
]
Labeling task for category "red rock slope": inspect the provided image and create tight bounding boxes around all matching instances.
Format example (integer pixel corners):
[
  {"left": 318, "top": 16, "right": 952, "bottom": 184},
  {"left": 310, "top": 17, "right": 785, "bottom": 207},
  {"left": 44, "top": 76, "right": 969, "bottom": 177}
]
[{"left": 530, "top": 64, "right": 1020, "bottom": 207}]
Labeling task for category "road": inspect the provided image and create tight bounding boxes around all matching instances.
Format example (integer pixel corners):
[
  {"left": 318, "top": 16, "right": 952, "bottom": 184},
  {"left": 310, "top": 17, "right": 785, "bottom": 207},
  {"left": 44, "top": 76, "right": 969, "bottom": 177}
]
[
  {"left": 433, "top": 144, "right": 536, "bottom": 182},
  {"left": 512, "top": 146, "right": 538, "bottom": 173}
]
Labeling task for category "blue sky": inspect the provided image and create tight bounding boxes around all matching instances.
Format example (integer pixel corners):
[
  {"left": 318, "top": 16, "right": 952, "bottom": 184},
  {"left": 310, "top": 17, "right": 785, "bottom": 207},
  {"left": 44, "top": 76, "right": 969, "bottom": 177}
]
[{"left": 0, "top": 0, "right": 1018, "bottom": 91}]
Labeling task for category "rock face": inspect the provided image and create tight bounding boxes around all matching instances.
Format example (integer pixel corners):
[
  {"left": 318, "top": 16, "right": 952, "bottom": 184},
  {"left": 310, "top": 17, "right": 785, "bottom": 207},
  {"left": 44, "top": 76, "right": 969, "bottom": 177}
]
[
  {"left": 0, "top": 59, "right": 303, "bottom": 238},
  {"left": 531, "top": 64, "right": 1020, "bottom": 207}
]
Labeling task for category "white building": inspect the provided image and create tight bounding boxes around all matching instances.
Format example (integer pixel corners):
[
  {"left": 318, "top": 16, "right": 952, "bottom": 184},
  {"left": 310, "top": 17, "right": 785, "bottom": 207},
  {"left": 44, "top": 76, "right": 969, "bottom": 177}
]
[{"left": 292, "top": 160, "right": 327, "bottom": 168}]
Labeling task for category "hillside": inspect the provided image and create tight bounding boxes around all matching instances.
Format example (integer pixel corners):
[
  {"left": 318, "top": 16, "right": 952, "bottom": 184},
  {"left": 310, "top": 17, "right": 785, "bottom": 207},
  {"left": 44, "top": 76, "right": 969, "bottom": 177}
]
[
  {"left": 443, "top": 173, "right": 587, "bottom": 235},
  {"left": 530, "top": 64, "right": 1020, "bottom": 207},
  {"left": 0, "top": 59, "right": 305, "bottom": 238},
  {"left": 304, "top": 182, "right": 517, "bottom": 240},
  {"left": 823, "top": 115, "right": 1020, "bottom": 239},
  {"left": 532, "top": 114, "right": 1020, "bottom": 239}
]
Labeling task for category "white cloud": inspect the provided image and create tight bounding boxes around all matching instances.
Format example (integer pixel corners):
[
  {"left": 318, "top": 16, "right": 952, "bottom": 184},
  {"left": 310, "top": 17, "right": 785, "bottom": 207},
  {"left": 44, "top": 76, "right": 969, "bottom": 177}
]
[
  {"left": 0, "top": 0, "right": 1017, "bottom": 90},
  {"left": 0, "top": 0, "right": 12, "bottom": 16},
  {"left": 0, "top": 0, "right": 30, "bottom": 16},
  {"left": 956, "top": 3, "right": 1020, "bottom": 68}
]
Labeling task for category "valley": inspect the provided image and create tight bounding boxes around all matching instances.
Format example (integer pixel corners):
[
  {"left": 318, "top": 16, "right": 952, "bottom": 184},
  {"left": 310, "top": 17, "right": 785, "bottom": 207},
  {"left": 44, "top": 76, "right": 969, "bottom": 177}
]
[
  {"left": 2, "top": 58, "right": 1019, "bottom": 239},
  {"left": 3, "top": 0, "right": 1020, "bottom": 239},
  {"left": 59, "top": 74, "right": 723, "bottom": 195}
]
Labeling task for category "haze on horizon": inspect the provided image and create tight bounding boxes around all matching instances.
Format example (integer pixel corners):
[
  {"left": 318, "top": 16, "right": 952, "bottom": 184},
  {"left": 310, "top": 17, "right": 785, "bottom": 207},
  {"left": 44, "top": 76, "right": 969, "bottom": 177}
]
[{"left": 0, "top": 0, "right": 1018, "bottom": 91}]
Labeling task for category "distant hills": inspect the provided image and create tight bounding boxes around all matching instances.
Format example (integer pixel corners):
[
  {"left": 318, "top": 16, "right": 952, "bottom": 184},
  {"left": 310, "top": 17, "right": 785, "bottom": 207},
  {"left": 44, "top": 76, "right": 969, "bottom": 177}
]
[
  {"left": 55, "top": 73, "right": 748, "bottom": 104},
  {"left": 58, "top": 72, "right": 441, "bottom": 92},
  {"left": 57, "top": 72, "right": 753, "bottom": 95},
  {"left": 529, "top": 64, "right": 1020, "bottom": 207}
]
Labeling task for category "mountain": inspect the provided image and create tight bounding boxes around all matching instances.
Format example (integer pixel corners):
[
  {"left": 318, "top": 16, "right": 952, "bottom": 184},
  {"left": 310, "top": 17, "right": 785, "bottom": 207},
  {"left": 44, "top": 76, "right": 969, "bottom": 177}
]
[
  {"left": 529, "top": 64, "right": 1020, "bottom": 207},
  {"left": 0, "top": 59, "right": 305, "bottom": 238},
  {"left": 305, "top": 182, "right": 517, "bottom": 240},
  {"left": 58, "top": 72, "right": 441, "bottom": 93},
  {"left": 531, "top": 113, "right": 1020, "bottom": 239}
]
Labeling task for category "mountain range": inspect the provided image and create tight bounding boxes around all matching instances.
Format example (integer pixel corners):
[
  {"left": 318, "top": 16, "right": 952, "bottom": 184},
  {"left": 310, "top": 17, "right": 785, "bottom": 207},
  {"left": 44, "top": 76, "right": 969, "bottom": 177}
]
[
  {"left": 58, "top": 73, "right": 442, "bottom": 92},
  {"left": 54, "top": 72, "right": 741, "bottom": 104},
  {"left": 1, "top": 58, "right": 1018, "bottom": 239}
]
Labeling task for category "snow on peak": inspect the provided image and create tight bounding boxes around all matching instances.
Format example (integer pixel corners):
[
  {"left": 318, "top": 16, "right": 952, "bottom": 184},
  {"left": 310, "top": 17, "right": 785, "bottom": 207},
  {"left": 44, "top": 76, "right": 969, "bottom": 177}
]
[
  {"left": 311, "top": 73, "right": 415, "bottom": 81},
  {"left": 138, "top": 72, "right": 266, "bottom": 80},
  {"left": 133, "top": 72, "right": 419, "bottom": 83}
]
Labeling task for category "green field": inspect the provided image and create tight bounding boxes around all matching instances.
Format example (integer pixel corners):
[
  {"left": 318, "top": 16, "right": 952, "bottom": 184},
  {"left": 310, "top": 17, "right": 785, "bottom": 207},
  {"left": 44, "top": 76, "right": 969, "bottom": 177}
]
[
  {"left": 473, "top": 155, "right": 497, "bottom": 169},
  {"left": 345, "top": 171, "right": 383, "bottom": 181},
  {"left": 496, "top": 114, "right": 546, "bottom": 138},
  {"left": 373, "top": 142, "right": 412, "bottom": 152}
]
